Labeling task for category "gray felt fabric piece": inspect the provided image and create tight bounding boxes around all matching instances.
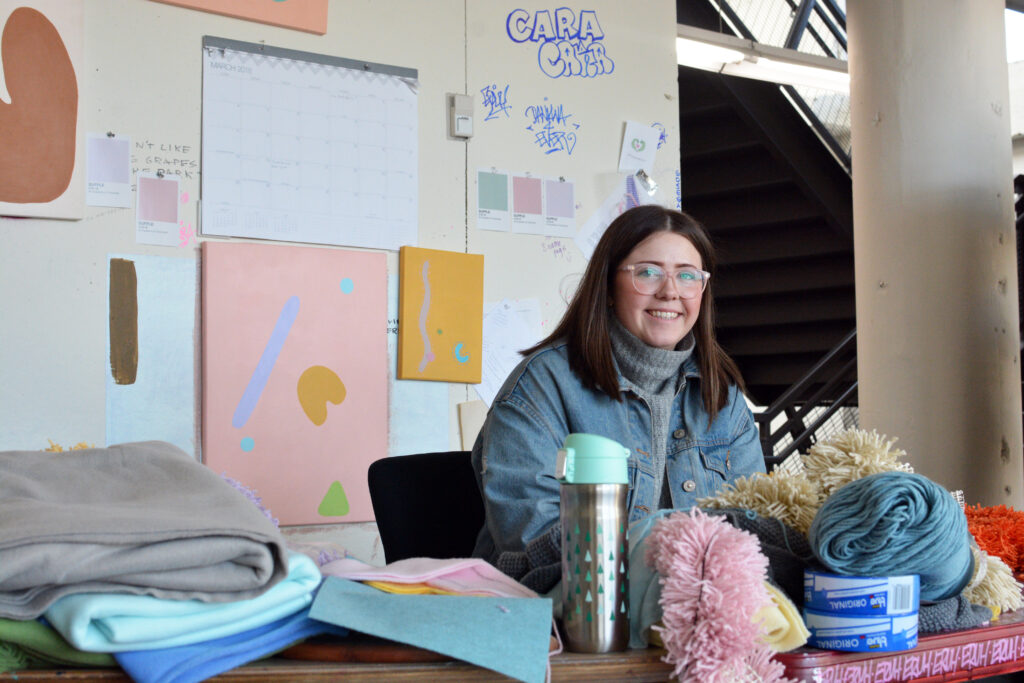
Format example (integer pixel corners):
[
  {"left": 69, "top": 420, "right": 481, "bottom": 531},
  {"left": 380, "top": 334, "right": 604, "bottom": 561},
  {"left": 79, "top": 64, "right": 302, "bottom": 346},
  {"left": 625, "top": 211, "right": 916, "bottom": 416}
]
[{"left": 0, "top": 441, "right": 288, "bottom": 619}]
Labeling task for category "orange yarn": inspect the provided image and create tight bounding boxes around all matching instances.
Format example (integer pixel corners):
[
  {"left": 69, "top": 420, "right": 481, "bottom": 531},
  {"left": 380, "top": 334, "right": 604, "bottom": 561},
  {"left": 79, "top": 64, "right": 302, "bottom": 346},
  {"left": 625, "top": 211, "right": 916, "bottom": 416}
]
[{"left": 965, "top": 504, "right": 1024, "bottom": 574}]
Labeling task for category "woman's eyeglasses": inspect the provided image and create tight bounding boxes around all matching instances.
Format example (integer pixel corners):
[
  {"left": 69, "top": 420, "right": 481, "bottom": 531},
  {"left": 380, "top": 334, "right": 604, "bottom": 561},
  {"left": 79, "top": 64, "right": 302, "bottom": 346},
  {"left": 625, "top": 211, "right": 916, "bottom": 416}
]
[{"left": 618, "top": 263, "right": 710, "bottom": 298}]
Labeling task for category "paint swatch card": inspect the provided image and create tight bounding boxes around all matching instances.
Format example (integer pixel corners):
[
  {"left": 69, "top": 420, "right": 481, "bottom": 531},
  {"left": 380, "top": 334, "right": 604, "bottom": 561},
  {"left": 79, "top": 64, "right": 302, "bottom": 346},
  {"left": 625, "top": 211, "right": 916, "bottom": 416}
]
[
  {"left": 136, "top": 172, "right": 180, "bottom": 246},
  {"left": 617, "top": 120, "right": 660, "bottom": 173},
  {"left": 477, "top": 168, "right": 575, "bottom": 237},
  {"left": 543, "top": 177, "right": 575, "bottom": 233},
  {"left": 477, "top": 169, "right": 510, "bottom": 230},
  {"left": 511, "top": 174, "right": 543, "bottom": 231},
  {"left": 201, "top": 241, "right": 387, "bottom": 525},
  {"left": 87, "top": 133, "right": 132, "bottom": 207},
  {"left": 397, "top": 246, "right": 483, "bottom": 383}
]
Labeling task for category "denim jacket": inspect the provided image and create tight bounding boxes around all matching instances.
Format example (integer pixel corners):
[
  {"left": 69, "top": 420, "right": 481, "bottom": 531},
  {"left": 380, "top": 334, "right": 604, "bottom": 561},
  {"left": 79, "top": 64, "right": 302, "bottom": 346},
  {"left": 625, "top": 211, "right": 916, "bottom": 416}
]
[{"left": 471, "top": 340, "right": 765, "bottom": 562}]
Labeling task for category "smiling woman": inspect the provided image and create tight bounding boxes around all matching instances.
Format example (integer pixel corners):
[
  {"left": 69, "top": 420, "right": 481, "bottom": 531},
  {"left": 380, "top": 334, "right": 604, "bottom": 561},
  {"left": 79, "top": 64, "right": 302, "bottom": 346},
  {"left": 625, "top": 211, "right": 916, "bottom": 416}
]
[{"left": 469, "top": 205, "right": 767, "bottom": 593}]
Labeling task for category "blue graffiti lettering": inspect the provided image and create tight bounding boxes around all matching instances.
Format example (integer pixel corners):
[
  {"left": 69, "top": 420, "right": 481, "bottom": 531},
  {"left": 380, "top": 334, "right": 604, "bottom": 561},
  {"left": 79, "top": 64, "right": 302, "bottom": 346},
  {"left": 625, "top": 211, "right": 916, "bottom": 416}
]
[
  {"left": 481, "top": 84, "right": 512, "bottom": 121},
  {"left": 524, "top": 99, "right": 579, "bottom": 155},
  {"left": 507, "top": 9, "right": 613, "bottom": 79}
]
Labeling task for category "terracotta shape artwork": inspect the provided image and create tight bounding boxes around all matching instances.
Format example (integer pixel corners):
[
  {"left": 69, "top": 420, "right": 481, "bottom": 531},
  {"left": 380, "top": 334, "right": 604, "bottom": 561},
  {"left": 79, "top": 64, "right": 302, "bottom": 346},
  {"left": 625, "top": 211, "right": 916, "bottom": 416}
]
[
  {"left": 150, "top": 0, "right": 328, "bottom": 34},
  {"left": 397, "top": 247, "right": 484, "bottom": 384},
  {"left": 202, "top": 241, "right": 387, "bottom": 524},
  {"left": 0, "top": 2, "right": 82, "bottom": 218}
]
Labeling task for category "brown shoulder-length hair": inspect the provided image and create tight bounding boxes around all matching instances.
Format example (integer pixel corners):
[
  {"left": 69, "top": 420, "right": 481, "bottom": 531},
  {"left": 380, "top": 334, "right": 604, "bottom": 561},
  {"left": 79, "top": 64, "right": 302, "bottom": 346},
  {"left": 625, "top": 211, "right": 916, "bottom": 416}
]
[{"left": 523, "top": 204, "right": 745, "bottom": 422}]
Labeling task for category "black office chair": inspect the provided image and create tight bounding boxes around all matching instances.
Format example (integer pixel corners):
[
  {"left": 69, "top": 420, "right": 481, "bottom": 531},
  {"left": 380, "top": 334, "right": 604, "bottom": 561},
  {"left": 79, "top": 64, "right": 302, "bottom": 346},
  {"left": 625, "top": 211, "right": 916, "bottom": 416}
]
[{"left": 367, "top": 450, "right": 485, "bottom": 564}]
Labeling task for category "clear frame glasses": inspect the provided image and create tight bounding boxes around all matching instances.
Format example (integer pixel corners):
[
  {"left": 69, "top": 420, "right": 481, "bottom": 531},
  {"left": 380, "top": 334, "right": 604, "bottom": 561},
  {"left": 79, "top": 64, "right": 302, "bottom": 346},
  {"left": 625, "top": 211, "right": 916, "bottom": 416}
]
[{"left": 618, "top": 263, "right": 710, "bottom": 299}]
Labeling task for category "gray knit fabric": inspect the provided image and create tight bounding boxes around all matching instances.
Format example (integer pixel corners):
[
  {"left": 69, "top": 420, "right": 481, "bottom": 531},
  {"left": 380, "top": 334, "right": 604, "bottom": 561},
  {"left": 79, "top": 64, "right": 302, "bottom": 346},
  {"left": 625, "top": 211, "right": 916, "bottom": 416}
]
[
  {"left": 608, "top": 315, "right": 694, "bottom": 506},
  {"left": 0, "top": 441, "right": 288, "bottom": 619}
]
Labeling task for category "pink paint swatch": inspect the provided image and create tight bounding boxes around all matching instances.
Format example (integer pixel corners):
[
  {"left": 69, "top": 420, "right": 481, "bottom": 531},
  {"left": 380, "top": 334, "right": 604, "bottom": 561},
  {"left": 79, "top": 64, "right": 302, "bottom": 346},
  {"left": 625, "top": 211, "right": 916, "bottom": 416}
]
[
  {"left": 138, "top": 176, "right": 178, "bottom": 222},
  {"left": 512, "top": 176, "right": 542, "bottom": 215}
]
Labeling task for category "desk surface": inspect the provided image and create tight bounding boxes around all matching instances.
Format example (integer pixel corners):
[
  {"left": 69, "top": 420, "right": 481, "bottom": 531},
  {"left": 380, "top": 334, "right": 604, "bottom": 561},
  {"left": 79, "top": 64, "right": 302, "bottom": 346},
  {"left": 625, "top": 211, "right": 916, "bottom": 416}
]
[
  {"left": 7, "top": 608, "right": 1024, "bottom": 682},
  {"left": 0, "top": 647, "right": 673, "bottom": 682}
]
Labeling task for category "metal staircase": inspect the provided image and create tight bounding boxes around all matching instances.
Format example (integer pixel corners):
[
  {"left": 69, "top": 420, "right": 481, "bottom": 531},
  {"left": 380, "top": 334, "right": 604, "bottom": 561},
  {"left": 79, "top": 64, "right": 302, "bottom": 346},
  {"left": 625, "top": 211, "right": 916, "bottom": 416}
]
[{"left": 676, "top": 0, "right": 855, "bottom": 460}]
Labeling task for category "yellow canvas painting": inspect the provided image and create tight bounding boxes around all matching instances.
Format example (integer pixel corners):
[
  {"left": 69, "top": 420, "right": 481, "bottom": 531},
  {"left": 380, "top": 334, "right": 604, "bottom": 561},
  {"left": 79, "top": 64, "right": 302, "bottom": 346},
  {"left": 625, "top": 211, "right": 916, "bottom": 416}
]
[{"left": 398, "top": 247, "right": 483, "bottom": 383}]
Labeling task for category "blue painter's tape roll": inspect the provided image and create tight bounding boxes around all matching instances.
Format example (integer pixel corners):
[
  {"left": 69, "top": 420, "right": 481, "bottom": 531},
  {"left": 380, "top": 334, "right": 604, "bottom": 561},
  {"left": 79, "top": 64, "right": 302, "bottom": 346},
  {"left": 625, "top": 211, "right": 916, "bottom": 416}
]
[
  {"left": 804, "top": 569, "right": 920, "bottom": 616},
  {"left": 804, "top": 608, "right": 918, "bottom": 652}
]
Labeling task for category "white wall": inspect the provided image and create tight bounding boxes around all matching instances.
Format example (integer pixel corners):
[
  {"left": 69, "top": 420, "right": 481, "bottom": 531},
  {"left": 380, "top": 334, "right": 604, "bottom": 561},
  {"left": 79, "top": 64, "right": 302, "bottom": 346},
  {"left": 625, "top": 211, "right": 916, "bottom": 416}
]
[{"left": 0, "top": 0, "right": 680, "bottom": 563}]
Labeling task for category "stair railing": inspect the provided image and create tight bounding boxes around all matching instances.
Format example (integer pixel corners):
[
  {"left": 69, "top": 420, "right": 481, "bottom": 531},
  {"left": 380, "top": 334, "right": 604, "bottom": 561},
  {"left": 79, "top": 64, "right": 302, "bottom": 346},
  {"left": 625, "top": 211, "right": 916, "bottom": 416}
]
[{"left": 754, "top": 328, "right": 858, "bottom": 469}]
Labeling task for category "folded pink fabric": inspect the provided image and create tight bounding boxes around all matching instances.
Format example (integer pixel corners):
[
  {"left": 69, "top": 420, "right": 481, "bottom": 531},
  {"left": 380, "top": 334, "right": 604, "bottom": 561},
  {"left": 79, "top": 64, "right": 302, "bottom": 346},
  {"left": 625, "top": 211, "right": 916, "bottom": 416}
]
[{"left": 319, "top": 557, "right": 537, "bottom": 599}]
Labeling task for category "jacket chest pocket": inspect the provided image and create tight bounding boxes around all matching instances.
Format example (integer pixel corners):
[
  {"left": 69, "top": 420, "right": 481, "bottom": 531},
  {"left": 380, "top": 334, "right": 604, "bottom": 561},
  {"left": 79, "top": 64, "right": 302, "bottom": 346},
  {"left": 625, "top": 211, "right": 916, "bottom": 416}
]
[{"left": 698, "top": 440, "right": 732, "bottom": 481}]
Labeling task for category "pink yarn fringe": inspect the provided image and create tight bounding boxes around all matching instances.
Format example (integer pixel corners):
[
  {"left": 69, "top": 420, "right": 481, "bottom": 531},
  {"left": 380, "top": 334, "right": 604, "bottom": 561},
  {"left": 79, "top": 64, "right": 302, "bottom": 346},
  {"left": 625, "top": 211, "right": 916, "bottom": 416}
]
[{"left": 646, "top": 508, "right": 797, "bottom": 683}]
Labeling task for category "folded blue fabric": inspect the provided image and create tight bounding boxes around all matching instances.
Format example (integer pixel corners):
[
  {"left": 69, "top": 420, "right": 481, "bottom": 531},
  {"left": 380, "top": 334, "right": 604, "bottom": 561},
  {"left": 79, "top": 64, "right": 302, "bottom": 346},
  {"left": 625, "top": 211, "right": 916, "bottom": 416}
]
[
  {"left": 310, "top": 577, "right": 552, "bottom": 683},
  {"left": 45, "top": 552, "right": 321, "bottom": 652},
  {"left": 114, "top": 606, "right": 348, "bottom": 683}
]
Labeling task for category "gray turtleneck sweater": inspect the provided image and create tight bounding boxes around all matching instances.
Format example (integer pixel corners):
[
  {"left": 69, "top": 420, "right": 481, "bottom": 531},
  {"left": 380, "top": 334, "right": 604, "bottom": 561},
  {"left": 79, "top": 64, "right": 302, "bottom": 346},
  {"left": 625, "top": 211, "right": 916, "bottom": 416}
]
[{"left": 608, "top": 315, "right": 694, "bottom": 507}]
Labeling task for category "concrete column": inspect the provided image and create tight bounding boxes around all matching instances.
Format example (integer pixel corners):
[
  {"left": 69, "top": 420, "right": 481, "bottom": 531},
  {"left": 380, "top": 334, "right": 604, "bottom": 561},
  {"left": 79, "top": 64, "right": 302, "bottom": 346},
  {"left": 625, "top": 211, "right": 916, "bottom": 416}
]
[{"left": 849, "top": 0, "right": 1022, "bottom": 505}]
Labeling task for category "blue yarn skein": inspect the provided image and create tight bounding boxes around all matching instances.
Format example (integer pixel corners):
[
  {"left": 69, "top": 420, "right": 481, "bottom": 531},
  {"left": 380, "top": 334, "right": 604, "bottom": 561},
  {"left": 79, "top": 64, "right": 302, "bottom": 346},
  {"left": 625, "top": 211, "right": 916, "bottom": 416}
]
[{"left": 807, "top": 470, "right": 973, "bottom": 602}]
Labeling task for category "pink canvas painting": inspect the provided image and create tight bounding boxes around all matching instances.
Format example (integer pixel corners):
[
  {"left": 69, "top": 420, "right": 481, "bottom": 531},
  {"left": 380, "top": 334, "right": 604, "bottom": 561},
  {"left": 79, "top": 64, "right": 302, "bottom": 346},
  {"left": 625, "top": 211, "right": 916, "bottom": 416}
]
[{"left": 202, "top": 241, "right": 387, "bottom": 524}]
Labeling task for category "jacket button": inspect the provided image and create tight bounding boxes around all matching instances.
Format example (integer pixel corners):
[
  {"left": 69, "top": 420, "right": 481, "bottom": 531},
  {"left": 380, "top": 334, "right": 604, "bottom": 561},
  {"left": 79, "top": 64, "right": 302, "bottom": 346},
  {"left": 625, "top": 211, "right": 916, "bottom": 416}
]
[
  {"left": 682, "top": 480, "right": 696, "bottom": 492},
  {"left": 673, "top": 428, "right": 686, "bottom": 439}
]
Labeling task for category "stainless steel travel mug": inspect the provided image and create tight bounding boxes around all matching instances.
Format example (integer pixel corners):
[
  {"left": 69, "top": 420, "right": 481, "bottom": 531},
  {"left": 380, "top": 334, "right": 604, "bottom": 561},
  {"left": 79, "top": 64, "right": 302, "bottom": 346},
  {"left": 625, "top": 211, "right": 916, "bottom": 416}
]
[
  {"left": 559, "top": 482, "right": 630, "bottom": 652},
  {"left": 555, "top": 433, "right": 631, "bottom": 653}
]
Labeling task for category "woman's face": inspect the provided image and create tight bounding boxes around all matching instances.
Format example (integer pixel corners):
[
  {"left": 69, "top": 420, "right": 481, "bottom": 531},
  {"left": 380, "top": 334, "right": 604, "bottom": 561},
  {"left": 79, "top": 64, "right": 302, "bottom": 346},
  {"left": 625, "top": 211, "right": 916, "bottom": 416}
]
[{"left": 612, "top": 231, "right": 704, "bottom": 350}]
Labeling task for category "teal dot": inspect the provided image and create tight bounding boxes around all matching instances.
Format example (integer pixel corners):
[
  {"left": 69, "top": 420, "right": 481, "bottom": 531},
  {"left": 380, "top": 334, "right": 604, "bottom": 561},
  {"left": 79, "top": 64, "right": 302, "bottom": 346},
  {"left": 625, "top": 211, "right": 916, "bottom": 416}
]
[
  {"left": 240, "top": 437, "right": 255, "bottom": 452},
  {"left": 340, "top": 278, "right": 354, "bottom": 294},
  {"left": 436, "top": 329, "right": 443, "bottom": 335}
]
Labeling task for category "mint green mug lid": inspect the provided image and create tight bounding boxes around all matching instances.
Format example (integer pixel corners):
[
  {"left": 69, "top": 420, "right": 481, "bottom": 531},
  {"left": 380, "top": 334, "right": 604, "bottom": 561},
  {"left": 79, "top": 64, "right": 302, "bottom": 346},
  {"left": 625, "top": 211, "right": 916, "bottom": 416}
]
[{"left": 555, "top": 433, "right": 630, "bottom": 484}]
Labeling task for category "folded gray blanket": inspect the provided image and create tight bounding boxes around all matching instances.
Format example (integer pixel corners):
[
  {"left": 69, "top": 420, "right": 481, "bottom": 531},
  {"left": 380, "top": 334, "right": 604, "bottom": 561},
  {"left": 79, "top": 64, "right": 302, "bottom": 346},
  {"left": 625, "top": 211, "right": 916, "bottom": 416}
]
[{"left": 0, "top": 441, "right": 289, "bottom": 619}]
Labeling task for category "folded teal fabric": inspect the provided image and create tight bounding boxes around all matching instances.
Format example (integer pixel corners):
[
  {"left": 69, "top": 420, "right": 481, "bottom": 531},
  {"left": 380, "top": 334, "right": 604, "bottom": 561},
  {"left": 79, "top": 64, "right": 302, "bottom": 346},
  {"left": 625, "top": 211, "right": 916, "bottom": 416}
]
[
  {"left": 45, "top": 552, "right": 321, "bottom": 652},
  {"left": 310, "top": 577, "right": 552, "bottom": 683}
]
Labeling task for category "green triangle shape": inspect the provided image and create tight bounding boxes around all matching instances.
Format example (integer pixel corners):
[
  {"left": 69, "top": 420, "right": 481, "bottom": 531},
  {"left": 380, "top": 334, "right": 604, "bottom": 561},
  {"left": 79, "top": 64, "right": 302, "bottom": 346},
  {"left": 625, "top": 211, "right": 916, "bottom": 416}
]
[
  {"left": 598, "top": 584, "right": 604, "bottom": 594},
  {"left": 317, "top": 481, "right": 350, "bottom": 516},
  {"left": 597, "top": 601, "right": 604, "bottom": 613},
  {"left": 621, "top": 583, "right": 626, "bottom": 594},
  {"left": 609, "top": 551, "right": 615, "bottom": 561},
  {"left": 620, "top": 561, "right": 626, "bottom": 573},
  {"left": 585, "top": 570, "right": 592, "bottom": 582},
  {"left": 584, "top": 550, "right": 592, "bottom": 562},
  {"left": 566, "top": 530, "right": 571, "bottom": 542},
  {"left": 598, "top": 543, "right": 603, "bottom": 555},
  {"left": 575, "top": 564, "right": 581, "bottom": 575},
  {"left": 576, "top": 603, "right": 581, "bottom": 614},
  {"left": 597, "top": 563, "right": 604, "bottom": 574},
  {"left": 620, "top": 601, "right": 627, "bottom": 613},
  {"left": 586, "top": 612, "right": 593, "bottom": 622},
  {"left": 566, "top": 609, "right": 573, "bottom": 621},
  {"left": 575, "top": 543, "right": 581, "bottom": 555},
  {"left": 610, "top": 611, "right": 616, "bottom": 621},
  {"left": 585, "top": 531, "right": 591, "bottom": 543},
  {"left": 585, "top": 590, "right": 593, "bottom": 603},
  {"left": 597, "top": 524, "right": 603, "bottom": 534},
  {"left": 575, "top": 522, "right": 581, "bottom": 535},
  {"left": 575, "top": 584, "right": 581, "bottom": 594}
]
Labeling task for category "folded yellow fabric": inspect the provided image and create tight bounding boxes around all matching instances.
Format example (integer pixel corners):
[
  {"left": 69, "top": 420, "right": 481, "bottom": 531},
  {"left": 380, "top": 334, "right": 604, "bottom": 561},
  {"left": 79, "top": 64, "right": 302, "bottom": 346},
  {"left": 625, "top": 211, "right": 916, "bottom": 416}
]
[
  {"left": 363, "top": 581, "right": 459, "bottom": 595},
  {"left": 646, "top": 582, "right": 808, "bottom": 652},
  {"left": 755, "top": 582, "right": 809, "bottom": 652}
]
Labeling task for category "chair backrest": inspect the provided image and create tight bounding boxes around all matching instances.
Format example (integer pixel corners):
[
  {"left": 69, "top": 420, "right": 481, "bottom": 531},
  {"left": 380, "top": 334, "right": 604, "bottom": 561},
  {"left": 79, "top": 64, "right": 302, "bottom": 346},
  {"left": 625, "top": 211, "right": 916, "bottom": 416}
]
[{"left": 367, "top": 450, "right": 484, "bottom": 564}]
